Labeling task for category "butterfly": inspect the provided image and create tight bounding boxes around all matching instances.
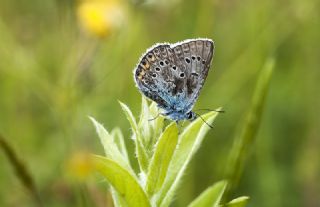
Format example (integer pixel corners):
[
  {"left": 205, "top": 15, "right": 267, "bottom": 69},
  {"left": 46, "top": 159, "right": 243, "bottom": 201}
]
[{"left": 133, "top": 38, "right": 214, "bottom": 121}]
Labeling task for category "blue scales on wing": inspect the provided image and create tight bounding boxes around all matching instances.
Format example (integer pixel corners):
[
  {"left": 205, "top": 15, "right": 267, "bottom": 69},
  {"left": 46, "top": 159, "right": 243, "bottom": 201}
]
[{"left": 133, "top": 39, "right": 214, "bottom": 121}]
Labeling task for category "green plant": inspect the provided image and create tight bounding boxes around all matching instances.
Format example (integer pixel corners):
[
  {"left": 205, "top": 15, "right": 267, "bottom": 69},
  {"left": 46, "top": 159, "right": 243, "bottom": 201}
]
[
  {"left": 225, "top": 58, "right": 274, "bottom": 193},
  {"left": 89, "top": 98, "right": 249, "bottom": 207}
]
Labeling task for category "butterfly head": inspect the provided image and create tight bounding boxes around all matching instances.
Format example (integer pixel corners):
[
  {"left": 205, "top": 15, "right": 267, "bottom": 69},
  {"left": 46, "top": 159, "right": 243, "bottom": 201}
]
[
  {"left": 165, "top": 110, "right": 197, "bottom": 121},
  {"left": 186, "top": 111, "right": 197, "bottom": 121}
]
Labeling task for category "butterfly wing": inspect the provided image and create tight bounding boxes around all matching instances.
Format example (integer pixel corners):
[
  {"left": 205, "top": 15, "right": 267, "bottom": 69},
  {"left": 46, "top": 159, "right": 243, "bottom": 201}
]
[
  {"left": 134, "top": 43, "right": 178, "bottom": 111},
  {"left": 133, "top": 39, "right": 214, "bottom": 114},
  {"left": 171, "top": 39, "right": 214, "bottom": 111}
]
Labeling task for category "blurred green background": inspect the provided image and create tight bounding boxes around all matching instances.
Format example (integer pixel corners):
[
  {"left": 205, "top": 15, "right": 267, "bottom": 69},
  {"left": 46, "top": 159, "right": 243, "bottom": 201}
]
[{"left": 0, "top": 0, "right": 319, "bottom": 206}]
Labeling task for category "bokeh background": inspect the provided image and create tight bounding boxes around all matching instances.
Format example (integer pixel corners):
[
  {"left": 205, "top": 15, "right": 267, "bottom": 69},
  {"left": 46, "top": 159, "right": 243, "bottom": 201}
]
[{"left": 0, "top": 0, "right": 319, "bottom": 206}]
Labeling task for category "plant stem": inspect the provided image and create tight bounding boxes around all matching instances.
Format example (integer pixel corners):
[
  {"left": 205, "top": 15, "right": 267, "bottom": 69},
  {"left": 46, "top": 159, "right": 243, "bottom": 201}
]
[{"left": 0, "top": 134, "right": 43, "bottom": 207}]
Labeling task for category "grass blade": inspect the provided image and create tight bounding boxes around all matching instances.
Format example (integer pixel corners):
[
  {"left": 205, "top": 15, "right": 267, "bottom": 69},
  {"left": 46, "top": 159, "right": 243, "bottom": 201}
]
[
  {"left": 0, "top": 134, "right": 42, "bottom": 206},
  {"left": 225, "top": 58, "right": 274, "bottom": 192}
]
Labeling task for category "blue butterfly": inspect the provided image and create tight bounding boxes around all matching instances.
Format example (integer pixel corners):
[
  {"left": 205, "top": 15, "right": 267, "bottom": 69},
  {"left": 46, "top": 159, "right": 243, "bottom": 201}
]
[{"left": 134, "top": 38, "right": 214, "bottom": 121}]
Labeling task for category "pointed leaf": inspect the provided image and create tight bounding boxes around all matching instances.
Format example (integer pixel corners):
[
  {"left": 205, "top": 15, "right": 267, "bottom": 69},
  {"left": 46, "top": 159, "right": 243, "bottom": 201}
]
[
  {"left": 188, "top": 180, "right": 227, "bottom": 207},
  {"left": 146, "top": 123, "right": 179, "bottom": 196},
  {"left": 92, "top": 155, "right": 151, "bottom": 207},
  {"left": 138, "top": 97, "right": 155, "bottom": 160},
  {"left": 111, "top": 128, "right": 130, "bottom": 163},
  {"left": 138, "top": 96, "right": 152, "bottom": 145},
  {"left": 119, "top": 101, "right": 139, "bottom": 135},
  {"left": 119, "top": 101, "right": 149, "bottom": 173},
  {"left": 110, "top": 187, "right": 128, "bottom": 207},
  {"left": 149, "top": 102, "right": 165, "bottom": 141},
  {"left": 226, "top": 196, "right": 249, "bottom": 207},
  {"left": 89, "top": 117, "right": 132, "bottom": 172},
  {"left": 157, "top": 110, "right": 220, "bottom": 207}
]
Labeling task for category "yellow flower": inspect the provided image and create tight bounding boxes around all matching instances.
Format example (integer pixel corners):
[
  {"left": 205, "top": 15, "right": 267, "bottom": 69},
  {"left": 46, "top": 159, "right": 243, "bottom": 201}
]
[
  {"left": 77, "top": 0, "right": 127, "bottom": 38},
  {"left": 66, "top": 151, "right": 94, "bottom": 180}
]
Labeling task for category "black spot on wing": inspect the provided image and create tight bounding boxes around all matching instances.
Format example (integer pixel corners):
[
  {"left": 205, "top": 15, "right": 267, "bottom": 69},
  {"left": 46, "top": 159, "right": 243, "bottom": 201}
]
[
  {"left": 173, "top": 78, "right": 184, "bottom": 95},
  {"left": 186, "top": 79, "right": 194, "bottom": 95}
]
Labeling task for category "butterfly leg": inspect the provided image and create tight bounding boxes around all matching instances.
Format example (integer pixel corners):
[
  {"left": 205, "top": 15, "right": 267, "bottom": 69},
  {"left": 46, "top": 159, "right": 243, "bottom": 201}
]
[
  {"left": 148, "top": 113, "right": 160, "bottom": 121},
  {"left": 148, "top": 111, "right": 170, "bottom": 122}
]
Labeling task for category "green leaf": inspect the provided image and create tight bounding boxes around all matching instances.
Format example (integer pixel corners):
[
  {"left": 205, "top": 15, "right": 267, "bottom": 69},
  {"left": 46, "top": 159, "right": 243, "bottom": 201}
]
[
  {"left": 226, "top": 196, "right": 249, "bottom": 207},
  {"left": 149, "top": 101, "right": 165, "bottom": 142},
  {"left": 110, "top": 187, "right": 128, "bottom": 207},
  {"left": 138, "top": 96, "right": 152, "bottom": 146},
  {"left": 157, "top": 110, "right": 221, "bottom": 207},
  {"left": 137, "top": 97, "right": 165, "bottom": 155},
  {"left": 92, "top": 155, "right": 151, "bottom": 207},
  {"left": 111, "top": 127, "right": 130, "bottom": 164},
  {"left": 225, "top": 58, "right": 274, "bottom": 191},
  {"left": 145, "top": 122, "right": 179, "bottom": 197},
  {"left": 119, "top": 101, "right": 149, "bottom": 173},
  {"left": 89, "top": 117, "right": 132, "bottom": 172},
  {"left": 119, "top": 101, "right": 139, "bottom": 135},
  {"left": 188, "top": 180, "right": 227, "bottom": 207}
]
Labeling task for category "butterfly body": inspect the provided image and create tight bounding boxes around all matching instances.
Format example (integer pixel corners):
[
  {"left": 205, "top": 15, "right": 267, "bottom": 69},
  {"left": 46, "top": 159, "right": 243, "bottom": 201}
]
[{"left": 133, "top": 38, "right": 214, "bottom": 121}]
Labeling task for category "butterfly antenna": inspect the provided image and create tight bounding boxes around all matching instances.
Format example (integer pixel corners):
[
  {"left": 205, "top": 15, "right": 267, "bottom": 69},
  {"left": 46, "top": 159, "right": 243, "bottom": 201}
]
[
  {"left": 194, "top": 112, "right": 213, "bottom": 129},
  {"left": 195, "top": 108, "right": 225, "bottom": 113},
  {"left": 148, "top": 113, "right": 160, "bottom": 122}
]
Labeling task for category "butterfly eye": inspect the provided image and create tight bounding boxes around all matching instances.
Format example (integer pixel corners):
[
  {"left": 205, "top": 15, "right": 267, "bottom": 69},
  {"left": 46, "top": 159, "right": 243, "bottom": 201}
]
[
  {"left": 197, "top": 56, "right": 201, "bottom": 61},
  {"left": 159, "top": 61, "right": 164, "bottom": 66},
  {"left": 142, "top": 61, "right": 147, "bottom": 65},
  {"left": 148, "top": 54, "right": 153, "bottom": 59},
  {"left": 202, "top": 60, "right": 206, "bottom": 64},
  {"left": 180, "top": 73, "right": 185, "bottom": 78},
  {"left": 165, "top": 60, "right": 169, "bottom": 65},
  {"left": 172, "top": 65, "right": 177, "bottom": 70},
  {"left": 187, "top": 112, "right": 194, "bottom": 120},
  {"left": 155, "top": 67, "right": 160, "bottom": 71},
  {"left": 185, "top": 58, "right": 191, "bottom": 64},
  {"left": 191, "top": 56, "right": 196, "bottom": 60},
  {"left": 151, "top": 73, "right": 157, "bottom": 78}
]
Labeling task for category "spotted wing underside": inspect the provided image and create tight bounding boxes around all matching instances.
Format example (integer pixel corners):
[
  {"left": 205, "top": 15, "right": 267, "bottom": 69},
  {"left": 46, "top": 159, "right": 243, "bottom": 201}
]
[{"left": 134, "top": 39, "right": 214, "bottom": 113}]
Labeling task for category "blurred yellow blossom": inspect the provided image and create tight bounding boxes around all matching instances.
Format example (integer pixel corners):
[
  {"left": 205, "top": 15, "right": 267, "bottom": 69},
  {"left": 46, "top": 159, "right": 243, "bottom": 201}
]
[
  {"left": 66, "top": 151, "right": 94, "bottom": 180},
  {"left": 77, "top": 0, "right": 127, "bottom": 38}
]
